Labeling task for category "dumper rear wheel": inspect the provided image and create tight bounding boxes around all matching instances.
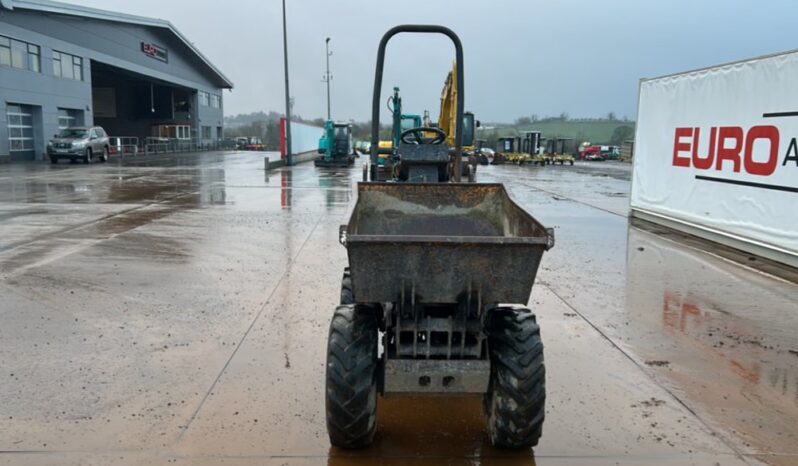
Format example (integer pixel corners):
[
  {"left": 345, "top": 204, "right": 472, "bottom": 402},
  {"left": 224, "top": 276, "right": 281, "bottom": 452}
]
[
  {"left": 484, "top": 307, "right": 545, "bottom": 448},
  {"left": 325, "top": 304, "right": 378, "bottom": 448}
]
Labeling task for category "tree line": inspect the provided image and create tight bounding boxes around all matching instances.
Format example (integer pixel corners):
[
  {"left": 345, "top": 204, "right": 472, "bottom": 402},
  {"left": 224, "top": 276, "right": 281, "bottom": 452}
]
[
  {"left": 223, "top": 111, "right": 635, "bottom": 150},
  {"left": 511, "top": 112, "right": 632, "bottom": 126}
]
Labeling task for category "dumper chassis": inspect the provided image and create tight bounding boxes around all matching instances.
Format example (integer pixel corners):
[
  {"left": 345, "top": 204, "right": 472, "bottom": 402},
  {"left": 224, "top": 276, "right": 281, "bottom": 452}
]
[{"left": 325, "top": 25, "right": 554, "bottom": 450}]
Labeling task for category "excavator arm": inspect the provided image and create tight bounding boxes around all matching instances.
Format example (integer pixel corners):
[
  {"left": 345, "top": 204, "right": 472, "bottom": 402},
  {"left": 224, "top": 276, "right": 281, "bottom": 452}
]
[
  {"left": 438, "top": 62, "right": 476, "bottom": 149},
  {"left": 438, "top": 61, "right": 477, "bottom": 181},
  {"left": 438, "top": 63, "right": 457, "bottom": 147}
]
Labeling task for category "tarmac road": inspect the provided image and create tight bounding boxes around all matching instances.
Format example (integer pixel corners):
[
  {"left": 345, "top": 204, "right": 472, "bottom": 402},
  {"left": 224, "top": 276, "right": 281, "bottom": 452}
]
[{"left": 0, "top": 153, "right": 795, "bottom": 465}]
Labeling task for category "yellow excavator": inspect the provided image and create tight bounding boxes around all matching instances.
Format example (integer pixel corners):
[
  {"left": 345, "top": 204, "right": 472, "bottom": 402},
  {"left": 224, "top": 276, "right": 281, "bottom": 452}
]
[{"left": 438, "top": 62, "right": 479, "bottom": 180}]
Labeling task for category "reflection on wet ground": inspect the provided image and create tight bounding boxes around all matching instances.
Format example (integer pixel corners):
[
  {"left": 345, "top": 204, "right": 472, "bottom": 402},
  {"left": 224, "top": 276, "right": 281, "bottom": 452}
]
[
  {"left": 0, "top": 154, "right": 794, "bottom": 465},
  {"left": 625, "top": 225, "right": 798, "bottom": 459},
  {"left": 328, "top": 397, "right": 536, "bottom": 466},
  {"left": 481, "top": 163, "right": 798, "bottom": 465}
]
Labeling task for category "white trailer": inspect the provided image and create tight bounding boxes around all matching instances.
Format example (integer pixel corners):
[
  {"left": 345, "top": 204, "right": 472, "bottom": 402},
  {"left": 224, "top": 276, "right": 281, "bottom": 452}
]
[{"left": 631, "top": 50, "right": 798, "bottom": 268}]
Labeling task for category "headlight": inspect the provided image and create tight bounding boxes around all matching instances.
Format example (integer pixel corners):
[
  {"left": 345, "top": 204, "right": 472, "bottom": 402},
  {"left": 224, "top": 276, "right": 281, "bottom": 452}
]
[
  {"left": 72, "top": 141, "right": 87, "bottom": 149},
  {"left": 47, "top": 141, "right": 53, "bottom": 147}
]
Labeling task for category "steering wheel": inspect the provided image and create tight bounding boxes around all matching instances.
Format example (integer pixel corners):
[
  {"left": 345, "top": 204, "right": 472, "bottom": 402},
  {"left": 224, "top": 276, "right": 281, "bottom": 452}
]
[{"left": 400, "top": 127, "right": 447, "bottom": 145}]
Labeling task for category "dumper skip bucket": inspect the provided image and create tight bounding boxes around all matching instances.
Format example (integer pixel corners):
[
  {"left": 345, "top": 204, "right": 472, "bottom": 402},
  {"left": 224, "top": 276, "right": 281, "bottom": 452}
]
[{"left": 341, "top": 183, "right": 554, "bottom": 305}]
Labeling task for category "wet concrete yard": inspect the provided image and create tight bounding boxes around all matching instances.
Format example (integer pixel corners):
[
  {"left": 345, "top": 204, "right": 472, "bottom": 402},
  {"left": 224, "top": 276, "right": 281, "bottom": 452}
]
[{"left": 1, "top": 152, "right": 796, "bottom": 465}]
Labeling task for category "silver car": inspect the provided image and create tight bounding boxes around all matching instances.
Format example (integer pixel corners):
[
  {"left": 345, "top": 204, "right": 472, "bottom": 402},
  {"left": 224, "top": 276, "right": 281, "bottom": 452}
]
[{"left": 48, "top": 126, "right": 111, "bottom": 164}]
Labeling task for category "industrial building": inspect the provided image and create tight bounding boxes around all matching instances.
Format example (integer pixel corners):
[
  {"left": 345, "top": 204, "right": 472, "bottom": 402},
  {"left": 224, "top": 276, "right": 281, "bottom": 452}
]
[{"left": 0, "top": 0, "right": 232, "bottom": 162}]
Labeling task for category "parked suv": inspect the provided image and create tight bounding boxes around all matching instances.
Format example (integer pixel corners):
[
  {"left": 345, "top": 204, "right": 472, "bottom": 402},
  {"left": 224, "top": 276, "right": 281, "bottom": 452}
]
[{"left": 48, "top": 126, "right": 111, "bottom": 164}]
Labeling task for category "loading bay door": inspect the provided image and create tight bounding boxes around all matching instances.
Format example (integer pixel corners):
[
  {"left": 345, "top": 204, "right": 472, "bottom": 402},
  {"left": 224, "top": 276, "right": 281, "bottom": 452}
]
[{"left": 6, "top": 104, "right": 35, "bottom": 161}]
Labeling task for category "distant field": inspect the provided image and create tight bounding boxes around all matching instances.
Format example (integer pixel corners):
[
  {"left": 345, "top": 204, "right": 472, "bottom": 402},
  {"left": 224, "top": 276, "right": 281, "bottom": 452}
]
[{"left": 483, "top": 120, "right": 635, "bottom": 145}]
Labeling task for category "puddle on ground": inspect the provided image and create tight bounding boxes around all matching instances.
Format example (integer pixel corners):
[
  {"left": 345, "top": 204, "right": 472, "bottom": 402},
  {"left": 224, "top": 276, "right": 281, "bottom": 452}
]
[{"left": 327, "top": 396, "right": 536, "bottom": 465}]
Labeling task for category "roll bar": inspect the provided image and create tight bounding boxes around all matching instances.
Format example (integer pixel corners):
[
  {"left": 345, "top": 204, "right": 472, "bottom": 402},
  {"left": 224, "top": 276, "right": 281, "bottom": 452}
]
[{"left": 369, "top": 25, "right": 464, "bottom": 182}]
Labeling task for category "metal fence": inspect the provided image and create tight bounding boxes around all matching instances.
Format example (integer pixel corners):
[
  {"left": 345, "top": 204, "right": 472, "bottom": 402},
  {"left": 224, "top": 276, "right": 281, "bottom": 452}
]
[
  {"left": 109, "top": 137, "right": 238, "bottom": 157},
  {"left": 109, "top": 137, "right": 139, "bottom": 156}
]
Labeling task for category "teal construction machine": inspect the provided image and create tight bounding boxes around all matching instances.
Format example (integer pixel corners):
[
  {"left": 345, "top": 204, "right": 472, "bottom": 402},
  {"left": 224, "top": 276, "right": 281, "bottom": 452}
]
[
  {"left": 391, "top": 88, "right": 424, "bottom": 148},
  {"left": 371, "top": 87, "right": 424, "bottom": 180},
  {"left": 315, "top": 120, "right": 356, "bottom": 168}
]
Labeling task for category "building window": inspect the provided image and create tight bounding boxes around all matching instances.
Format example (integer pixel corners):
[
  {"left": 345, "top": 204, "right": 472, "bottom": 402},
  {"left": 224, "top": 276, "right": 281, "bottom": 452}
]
[
  {"left": 52, "top": 51, "right": 83, "bottom": 80},
  {"left": 210, "top": 94, "right": 221, "bottom": 109},
  {"left": 57, "top": 108, "right": 80, "bottom": 129},
  {"left": 198, "top": 91, "right": 210, "bottom": 107},
  {"left": 201, "top": 126, "right": 211, "bottom": 139},
  {"left": 0, "top": 35, "right": 40, "bottom": 72},
  {"left": 73, "top": 55, "right": 82, "bottom": 80},
  {"left": 28, "top": 44, "right": 40, "bottom": 72},
  {"left": 153, "top": 124, "right": 191, "bottom": 140},
  {"left": 7, "top": 104, "right": 35, "bottom": 152},
  {"left": 0, "top": 38, "right": 8, "bottom": 66}
]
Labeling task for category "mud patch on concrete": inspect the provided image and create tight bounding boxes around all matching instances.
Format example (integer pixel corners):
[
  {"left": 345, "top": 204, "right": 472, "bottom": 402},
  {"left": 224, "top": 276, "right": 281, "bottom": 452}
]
[
  {"left": 645, "top": 360, "right": 671, "bottom": 367},
  {"left": 639, "top": 398, "right": 667, "bottom": 408}
]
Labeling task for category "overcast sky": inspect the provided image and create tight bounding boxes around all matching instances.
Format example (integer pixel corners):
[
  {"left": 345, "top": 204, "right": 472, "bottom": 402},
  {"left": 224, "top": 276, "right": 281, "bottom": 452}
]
[{"left": 68, "top": 0, "right": 798, "bottom": 123}]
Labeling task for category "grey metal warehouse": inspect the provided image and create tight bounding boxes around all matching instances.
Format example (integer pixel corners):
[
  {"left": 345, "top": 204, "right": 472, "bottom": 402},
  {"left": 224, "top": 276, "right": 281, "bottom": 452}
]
[{"left": 0, "top": 0, "right": 232, "bottom": 162}]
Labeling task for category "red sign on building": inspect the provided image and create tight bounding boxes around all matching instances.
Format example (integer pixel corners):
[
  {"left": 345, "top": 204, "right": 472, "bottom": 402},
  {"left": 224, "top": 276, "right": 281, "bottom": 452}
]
[{"left": 141, "top": 42, "right": 168, "bottom": 63}]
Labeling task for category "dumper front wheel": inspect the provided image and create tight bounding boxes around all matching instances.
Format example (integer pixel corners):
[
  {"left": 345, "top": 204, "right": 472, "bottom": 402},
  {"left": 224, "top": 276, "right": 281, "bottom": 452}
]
[
  {"left": 484, "top": 307, "right": 545, "bottom": 448},
  {"left": 325, "top": 304, "right": 378, "bottom": 448},
  {"left": 340, "top": 267, "right": 353, "bottom": 305}
]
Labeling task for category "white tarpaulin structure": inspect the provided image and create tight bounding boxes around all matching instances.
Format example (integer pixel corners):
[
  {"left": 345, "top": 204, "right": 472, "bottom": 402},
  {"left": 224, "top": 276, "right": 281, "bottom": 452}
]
[
  {"left": 631, "top": 50, "right": 798, "bottom": 267},
  {"left": 280, "top": 118, "right": 323, "bottom": 156}
]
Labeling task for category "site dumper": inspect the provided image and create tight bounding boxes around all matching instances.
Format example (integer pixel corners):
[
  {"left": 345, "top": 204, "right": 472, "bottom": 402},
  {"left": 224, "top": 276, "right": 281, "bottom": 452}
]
[{"left": 324, "top": 25, "right": 555, "bottom": 450}]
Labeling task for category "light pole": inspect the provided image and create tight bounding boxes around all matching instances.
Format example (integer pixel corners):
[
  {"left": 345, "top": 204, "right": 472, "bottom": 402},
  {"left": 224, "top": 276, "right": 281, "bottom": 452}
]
[
  {"left": 282, "top": 0, "right": 292, "bottom": 166},
  {"left": 324, "top": 37, "right": 332, "bottom": 121}
]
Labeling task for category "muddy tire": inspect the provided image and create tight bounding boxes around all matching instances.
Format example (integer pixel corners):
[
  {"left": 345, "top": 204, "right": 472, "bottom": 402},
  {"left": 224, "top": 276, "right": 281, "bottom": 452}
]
[
  {"left": 340, "top": 267, "right": 353, "bottom": 305},
  {"left": 325, "top": 304, "right": 378, "bottom": 448},
  {"left": 484, "top": 307, "right": 545, "bottom": 449}
]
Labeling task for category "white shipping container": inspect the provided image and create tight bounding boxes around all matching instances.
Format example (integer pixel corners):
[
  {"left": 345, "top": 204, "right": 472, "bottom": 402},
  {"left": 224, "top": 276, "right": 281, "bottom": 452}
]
[{"left": 631, "top": 50, "right": 798, "bottom": 267}]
